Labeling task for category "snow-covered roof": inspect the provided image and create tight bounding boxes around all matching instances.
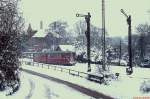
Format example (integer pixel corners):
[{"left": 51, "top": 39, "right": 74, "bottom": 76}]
[
  {"left": 33, "top": 29, "right": 62, "bottom": 38},
  {"left": 57, "top": 45, "right": 75, "bottom": 52},
  {"left": 32, "top": 29, "right": 47, "bottom": 38}
]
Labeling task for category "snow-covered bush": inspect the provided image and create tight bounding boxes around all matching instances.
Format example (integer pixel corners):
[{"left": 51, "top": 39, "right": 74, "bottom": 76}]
[
  {"left": 0, "top": 70, "right": 5, "bottom": 91},
  {"left": 140, "top": 80, "right": 150, "bottom": 93},
  {"left": 88, "top": 64, "right": 120, "bottom": 85},
  {"left": 0, "top": 0, "right": 23, "bottom": 95}
]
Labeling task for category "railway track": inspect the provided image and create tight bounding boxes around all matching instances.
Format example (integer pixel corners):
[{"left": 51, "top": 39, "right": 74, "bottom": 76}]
[{"left": 21, "top": 68, "right": 113, "bottom": 99}]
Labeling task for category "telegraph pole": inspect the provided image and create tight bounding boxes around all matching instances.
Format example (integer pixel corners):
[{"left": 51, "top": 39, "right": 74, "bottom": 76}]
[
  {"left": 76, "top": 13, "right": 91, "bottom": 72},
  {"left": 119, "top": 39, "right": 122, "bottom": 66},
  {"left": 120, "top": 9, "right": 133, "bottom": 75},
  {"left": 102, "top": 0, "right": 106, "bottom": 70}
]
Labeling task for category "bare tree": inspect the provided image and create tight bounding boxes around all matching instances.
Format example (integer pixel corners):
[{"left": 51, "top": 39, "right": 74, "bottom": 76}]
[
  {"left": 47, "top": 20, "right": 69, "bottom": 45},
  {"left": 136, "top": 23, "right": 150, "bottom": 62},
  {"left": 73, "top": 20, "right": 103, "bottom": 50},
  {"left": 73, "top": 21, "right": 87, "bottom": 48}
]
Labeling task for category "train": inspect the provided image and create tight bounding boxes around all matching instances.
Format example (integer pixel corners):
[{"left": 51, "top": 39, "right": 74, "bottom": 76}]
[{"left": 23, "top": 51, "right": 76, "bottom": 65}]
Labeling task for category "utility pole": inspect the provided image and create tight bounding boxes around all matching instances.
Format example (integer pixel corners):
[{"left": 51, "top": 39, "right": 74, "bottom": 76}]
[
  {"left": 76, "top": 12, "right": 91, "bottom": 72},
  {"left": 102, "top": 0, "right": 106, "bottom": 70},
  {"left": 120, "top": 9, "right": 133, "bottom": 75},
  {"left": 119, "top": 39, "right": 122, "bottom": 66}
]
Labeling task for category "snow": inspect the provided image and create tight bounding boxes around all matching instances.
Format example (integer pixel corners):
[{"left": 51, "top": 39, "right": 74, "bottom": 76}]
[
  {"left": 57, "top": 45, "right": 75, "bottom": 52},
  {"left": 32, "top": 29, "right": 47, "bottom": 38},
  {"left": 20, "top": 58, "right": 150, "bottom": 98},
  {"left": 0, "top": 71, "right": 92, "bottom": 99},
  {"left": 32, "top": 29, "right": 62, "bottom": 38}
]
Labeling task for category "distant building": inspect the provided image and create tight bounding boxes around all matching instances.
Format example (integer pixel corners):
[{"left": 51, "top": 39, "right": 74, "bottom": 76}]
[{"left": 27, "top": 29, "right": 62, "bottom": 52}]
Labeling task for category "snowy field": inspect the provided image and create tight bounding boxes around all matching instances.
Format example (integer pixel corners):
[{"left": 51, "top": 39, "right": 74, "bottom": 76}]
[
  {"left": 20, "top": 58, "right": 150, "bottom": 99},
  {"left": 0, "top": 71, "right": 92, "bottom": 99}
]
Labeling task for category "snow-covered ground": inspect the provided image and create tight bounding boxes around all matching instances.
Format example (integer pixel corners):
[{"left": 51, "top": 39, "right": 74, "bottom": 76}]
[
  {"left": 0, "top": 71, "right": 92, "bottom": 99},
  {"left": 20, "top": 58, "right": 150, "bottom": 99}
]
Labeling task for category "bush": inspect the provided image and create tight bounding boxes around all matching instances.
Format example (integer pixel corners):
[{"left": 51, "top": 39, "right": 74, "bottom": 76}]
[
  {"left": 0, "top": 0, "right": 23, "bottom": 95},
  {"left": 140, "top": 80, "right": 150, "bottom": 93}
]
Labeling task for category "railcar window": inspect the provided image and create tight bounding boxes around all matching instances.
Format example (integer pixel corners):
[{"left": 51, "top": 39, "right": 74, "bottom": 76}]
[
  {"left": 47, "top": 54, "right": 51, "bottom": 57},
  {"left": 49, "top": 53, "right": 55, "bottom": 57}
]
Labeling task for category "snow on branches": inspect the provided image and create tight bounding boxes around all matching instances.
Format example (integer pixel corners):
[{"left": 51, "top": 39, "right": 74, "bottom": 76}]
[{"left": 0, "top": 0, "right": 23, "bottom": 95}]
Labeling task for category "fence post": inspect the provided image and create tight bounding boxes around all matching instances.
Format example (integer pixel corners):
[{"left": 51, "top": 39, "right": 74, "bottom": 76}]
[
  {"left": 78, "top": 71, "right": 79, "bottom": 76},
  {"left": 69, "top": 69, "right": 70, "bottom": 74},
  {"left": 48, "top": 64, "right": 49, "bottom": 69},
  {"left": 42, "top": 63, "right": 43, "bottom": 68},
  {"left": 61, "top": 68, "right": 63, "bottom": 72},
  {"left": 54, "top": 66, "right": 56, "bottom": 70}
]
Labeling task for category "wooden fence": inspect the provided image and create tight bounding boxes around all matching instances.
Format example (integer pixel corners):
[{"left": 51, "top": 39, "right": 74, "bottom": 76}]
[{"left": 21, "top": 60, "right": 89, "bottom": 78}]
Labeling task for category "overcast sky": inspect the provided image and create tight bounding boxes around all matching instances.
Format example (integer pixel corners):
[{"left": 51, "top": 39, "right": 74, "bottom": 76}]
[{"left": 19, "top": 0, "right": 150, "bottom": 37}]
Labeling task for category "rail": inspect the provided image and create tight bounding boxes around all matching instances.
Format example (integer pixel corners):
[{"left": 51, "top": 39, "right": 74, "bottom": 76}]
[{"left": 21, "top": 60, "right": 89, "bottom": 78}]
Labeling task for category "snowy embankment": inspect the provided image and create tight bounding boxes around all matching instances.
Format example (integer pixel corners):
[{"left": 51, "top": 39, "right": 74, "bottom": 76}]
[
  {"left": 21, "top": 58, "right": 150, "bottom": 99},
  {"left": 0, "top": 71, "right": 92, "bottom": 99}
]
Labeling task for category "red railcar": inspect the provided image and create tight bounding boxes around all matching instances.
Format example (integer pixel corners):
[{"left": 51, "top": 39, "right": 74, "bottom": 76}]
[{"left": 33, "top": 51, "right": 76, "bottom": 65}]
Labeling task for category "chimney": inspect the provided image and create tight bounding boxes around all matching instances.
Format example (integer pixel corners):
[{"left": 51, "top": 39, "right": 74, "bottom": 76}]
[{"left": 40, "top": 21, "right": 43, "bottom": 29}]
